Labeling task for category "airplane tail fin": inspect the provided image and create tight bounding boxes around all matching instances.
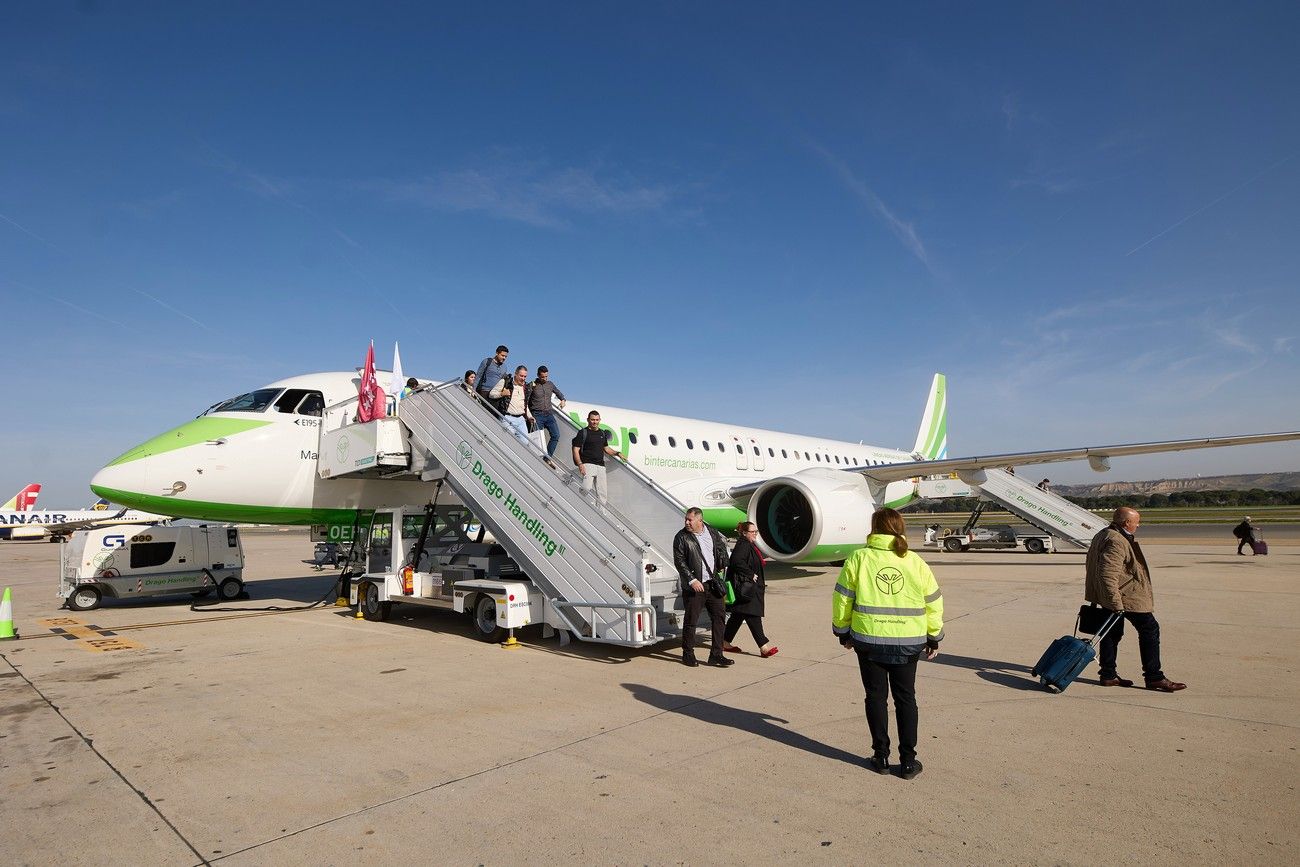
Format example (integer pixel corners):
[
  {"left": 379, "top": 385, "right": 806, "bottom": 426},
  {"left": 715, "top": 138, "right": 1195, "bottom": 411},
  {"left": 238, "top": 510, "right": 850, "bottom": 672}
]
[
  {"left": 89, "top": 497, "right": 111, "bottom": 511},
  {"left": 2, "top": 484, "right": 41, "bottom": 511},
  {"left": 911, "top": 374, "right": 948, "bottom": 460}
]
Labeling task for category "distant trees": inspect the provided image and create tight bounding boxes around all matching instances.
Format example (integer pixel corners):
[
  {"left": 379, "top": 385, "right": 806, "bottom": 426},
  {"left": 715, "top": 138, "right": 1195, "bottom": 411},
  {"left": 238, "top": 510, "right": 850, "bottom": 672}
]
[{"left": 905, "top": 489, "right": 1300, "bottom": 513}]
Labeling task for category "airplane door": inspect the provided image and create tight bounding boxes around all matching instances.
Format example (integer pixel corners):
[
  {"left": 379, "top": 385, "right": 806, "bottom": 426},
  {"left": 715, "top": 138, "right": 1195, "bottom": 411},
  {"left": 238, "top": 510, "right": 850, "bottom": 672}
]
[
  {"left": 750, "top": 438, "right": 765, "bottom": 471},
  {"left": 731, "top": 436, "right": 748, "bottom": 470}
]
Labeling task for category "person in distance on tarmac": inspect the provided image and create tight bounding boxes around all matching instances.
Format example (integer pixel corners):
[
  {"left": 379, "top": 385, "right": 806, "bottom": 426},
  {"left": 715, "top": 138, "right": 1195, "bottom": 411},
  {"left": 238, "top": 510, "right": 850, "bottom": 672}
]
[
  {"left": 1233, "top": 516, "right": 1257, "bottom": 555},
  {"left": 833, "top": 508, "right": 943, "bottom": 780},
  {"left": 722, "top": 522, "right": 778, "bottom": 658}
]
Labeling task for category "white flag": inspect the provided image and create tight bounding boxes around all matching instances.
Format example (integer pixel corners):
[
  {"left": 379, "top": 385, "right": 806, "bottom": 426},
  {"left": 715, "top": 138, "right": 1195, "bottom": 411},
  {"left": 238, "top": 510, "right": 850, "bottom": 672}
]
[{"left": 389, "top": 341, "right": 405, "bottom": 401}]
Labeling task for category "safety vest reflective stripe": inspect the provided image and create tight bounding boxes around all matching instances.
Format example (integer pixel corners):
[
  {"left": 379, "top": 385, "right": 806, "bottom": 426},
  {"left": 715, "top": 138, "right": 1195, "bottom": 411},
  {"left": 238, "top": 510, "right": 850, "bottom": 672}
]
[
  {"left": 854, "top": 604, "right": 925, "bottom": 616},
  {"left": 850, "top": 630, "right": 929, "bottom": 645},
  {"left": 925, "top": 589, "right": 942, "bottom": 603},
  {"left": 834, "top": 583, "right": 855, "bottom": 598}
]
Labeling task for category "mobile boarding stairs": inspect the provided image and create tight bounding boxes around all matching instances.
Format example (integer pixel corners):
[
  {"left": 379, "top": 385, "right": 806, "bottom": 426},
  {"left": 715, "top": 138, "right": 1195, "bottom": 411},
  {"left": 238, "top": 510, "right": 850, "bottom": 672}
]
[
  {"left": 918, "top": 468, "right": 1105, "bottom": 550},
  {"left": 316, "top": 382, "right": 688, "bottom": 648}
]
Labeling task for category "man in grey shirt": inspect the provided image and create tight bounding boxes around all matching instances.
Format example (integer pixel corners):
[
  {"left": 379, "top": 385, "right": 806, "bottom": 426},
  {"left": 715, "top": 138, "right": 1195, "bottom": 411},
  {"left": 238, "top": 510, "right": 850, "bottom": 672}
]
[{"left": 529, "top": 366, "right": 567, "bottom": 458}]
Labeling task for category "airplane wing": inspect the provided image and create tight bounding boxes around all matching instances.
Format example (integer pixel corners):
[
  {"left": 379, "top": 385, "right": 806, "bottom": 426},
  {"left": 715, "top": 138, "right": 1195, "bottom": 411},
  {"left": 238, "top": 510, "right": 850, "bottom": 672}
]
[
  {"left": 46, "top": 509, "right": 129, "bottom": 532},
  {"left": 727, "top": 430, "right": 1300, "bottom": 496}
]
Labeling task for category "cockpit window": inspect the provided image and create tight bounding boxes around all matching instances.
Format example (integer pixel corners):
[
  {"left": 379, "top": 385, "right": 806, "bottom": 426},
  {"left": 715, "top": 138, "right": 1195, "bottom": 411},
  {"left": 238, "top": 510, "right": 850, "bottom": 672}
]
[
  {"left": 203, "top": 388, "right": 283, "bottom": 415},
  {"left": 297, "top": 392, "right": 325, "bottom": 417},
  {"left": 273, "top": 389, "right": 325, "bottom": 416}
]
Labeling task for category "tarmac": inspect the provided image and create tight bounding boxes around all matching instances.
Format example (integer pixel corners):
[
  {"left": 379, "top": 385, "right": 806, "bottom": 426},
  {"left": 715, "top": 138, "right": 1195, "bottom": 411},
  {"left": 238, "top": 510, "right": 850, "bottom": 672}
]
[{"left": 1, "top": 525, "right": 1296, "bottom": 865}]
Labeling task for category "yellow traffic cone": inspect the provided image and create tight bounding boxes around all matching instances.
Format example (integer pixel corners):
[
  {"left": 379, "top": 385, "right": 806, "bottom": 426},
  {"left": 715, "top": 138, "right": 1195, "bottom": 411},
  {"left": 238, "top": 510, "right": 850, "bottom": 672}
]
[{"left": 0, "top": 587, "right": 17, "bottom": 640}]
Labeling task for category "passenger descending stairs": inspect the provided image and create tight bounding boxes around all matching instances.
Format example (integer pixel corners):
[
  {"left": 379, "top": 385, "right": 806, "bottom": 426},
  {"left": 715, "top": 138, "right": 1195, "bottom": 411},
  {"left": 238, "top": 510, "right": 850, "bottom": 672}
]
[
  {"left": 398, "top": 383, "right": 687, "bottom": 644},
  {"left": 955, "top": 467, "right": 1106, "bottom": 550}
]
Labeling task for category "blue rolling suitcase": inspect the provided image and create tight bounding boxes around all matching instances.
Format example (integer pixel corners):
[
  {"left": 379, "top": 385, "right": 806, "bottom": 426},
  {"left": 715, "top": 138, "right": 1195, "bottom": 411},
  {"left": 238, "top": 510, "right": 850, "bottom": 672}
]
[{"left": 1029, "top": 612, "right": 1122, "bottom": 693}]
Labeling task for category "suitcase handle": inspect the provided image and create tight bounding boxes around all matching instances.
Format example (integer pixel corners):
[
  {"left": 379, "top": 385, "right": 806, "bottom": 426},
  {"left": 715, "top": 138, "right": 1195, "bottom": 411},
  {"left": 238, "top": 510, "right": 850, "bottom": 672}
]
[{"left": 1086, "top": 612, "right": 1123, "bottom": 649}]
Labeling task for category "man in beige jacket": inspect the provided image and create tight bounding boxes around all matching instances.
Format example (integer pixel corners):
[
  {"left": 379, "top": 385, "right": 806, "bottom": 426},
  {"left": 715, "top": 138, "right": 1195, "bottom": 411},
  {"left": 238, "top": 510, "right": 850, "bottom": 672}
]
[{"left": 1084, "top": 507, "right": 1186, "bottom": 692}]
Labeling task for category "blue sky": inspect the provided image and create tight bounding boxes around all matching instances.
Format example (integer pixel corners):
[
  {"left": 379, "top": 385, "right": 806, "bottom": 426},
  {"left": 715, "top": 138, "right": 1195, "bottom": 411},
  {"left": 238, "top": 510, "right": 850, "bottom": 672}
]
[{"left": 3, "top": 1, "right": 1298, "bottom": 506}]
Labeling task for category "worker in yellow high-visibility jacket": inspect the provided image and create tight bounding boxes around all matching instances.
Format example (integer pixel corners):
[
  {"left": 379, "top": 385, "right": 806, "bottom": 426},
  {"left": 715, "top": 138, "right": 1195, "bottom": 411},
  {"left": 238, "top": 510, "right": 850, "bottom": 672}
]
[{"left": 833, "top": 508, "right": 944, "bottom": 780}]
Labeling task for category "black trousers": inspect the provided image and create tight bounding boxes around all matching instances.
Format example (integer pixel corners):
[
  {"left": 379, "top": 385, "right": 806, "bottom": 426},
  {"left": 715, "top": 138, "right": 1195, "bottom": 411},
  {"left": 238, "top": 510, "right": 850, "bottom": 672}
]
[
  {"left": 1098, "top": 611, "right": 1164, "bottom": 682},
  {"left": 1238, "top": 536, "right": 1255, "bottom": 554},
  {"left": 856, "top": 651, "right": 919, "bottom": 762},
  {"left": 724, "top": 612, "right": 769, "bottom": 647},
  {"left": 683, "top": 592, "right": 726, "bottom": 660}
]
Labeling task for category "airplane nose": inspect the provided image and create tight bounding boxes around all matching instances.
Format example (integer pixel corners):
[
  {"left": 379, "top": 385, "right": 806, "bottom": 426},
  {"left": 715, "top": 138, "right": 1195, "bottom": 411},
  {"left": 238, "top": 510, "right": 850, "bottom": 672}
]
[{"left": 90, "top": 462, "right": 141, "bottom": 506}]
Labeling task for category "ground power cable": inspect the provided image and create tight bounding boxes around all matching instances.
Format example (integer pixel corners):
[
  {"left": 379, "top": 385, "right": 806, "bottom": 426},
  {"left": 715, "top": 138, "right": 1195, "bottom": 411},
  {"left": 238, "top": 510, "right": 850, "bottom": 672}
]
[{"left": 188, "top": 509, "right": 368, "bottom": 615}]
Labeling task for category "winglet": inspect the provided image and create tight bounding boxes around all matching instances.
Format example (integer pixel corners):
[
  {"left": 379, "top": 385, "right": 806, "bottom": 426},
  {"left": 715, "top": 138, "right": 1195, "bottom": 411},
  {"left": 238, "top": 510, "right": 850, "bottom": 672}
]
[{"left": 911, "top": 374, "right": 948, "bottom": 460}]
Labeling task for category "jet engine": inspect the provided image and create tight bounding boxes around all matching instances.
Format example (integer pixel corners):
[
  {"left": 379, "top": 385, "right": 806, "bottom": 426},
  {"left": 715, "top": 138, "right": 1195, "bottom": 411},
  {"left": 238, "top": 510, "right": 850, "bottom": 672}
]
[{"left": 747, "top": 468, "right": 877, "bottom": 563}]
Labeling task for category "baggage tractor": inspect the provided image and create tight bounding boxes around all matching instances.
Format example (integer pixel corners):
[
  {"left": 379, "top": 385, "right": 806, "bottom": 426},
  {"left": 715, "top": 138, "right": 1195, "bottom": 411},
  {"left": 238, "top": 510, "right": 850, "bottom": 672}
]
[
  {"left": 1030, "top": 612, "right": 1122, "bottom": 693},
  {"left": 1251, "top": 540, "right": 1268, "bottom": 555}
]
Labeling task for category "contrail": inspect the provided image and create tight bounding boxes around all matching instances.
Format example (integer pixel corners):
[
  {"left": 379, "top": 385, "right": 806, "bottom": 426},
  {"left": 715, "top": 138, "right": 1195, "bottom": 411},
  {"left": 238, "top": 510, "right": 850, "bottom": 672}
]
[
  {"left": 49, "top": 295, "right": 128, "bottom": 328},
  {"left": 133, "top": 288, "right": 213, "bottom": 332},
  {"left": 1127, "top": 153, "right": 1294, "bottom": 256},
  {"left": 0, "top": 211, "right": 62, "bottom": 251}
]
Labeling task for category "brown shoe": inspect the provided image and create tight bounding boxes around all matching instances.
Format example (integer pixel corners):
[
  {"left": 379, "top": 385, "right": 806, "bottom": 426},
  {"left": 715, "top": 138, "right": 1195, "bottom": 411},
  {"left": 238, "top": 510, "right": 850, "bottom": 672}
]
[
  {"left": 1100, "top": 677, "right": 1134, "bottom": 687},
  {"left": 1145, "top": 678, "right": 1186, "bottom": 692}
]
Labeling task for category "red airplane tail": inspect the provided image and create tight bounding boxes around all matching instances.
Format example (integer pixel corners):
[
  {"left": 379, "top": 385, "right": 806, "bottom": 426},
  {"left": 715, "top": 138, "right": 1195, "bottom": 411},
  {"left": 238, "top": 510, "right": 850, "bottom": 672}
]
[{"left": 2, "top": 483, "right": 41, "bottom": 511}]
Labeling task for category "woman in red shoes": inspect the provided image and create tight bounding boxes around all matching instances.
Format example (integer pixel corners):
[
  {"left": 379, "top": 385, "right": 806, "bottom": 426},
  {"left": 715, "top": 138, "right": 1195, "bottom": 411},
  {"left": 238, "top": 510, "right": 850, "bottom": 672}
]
[{"left": 722, "top": 521, "right": 778, "bottom": 658}]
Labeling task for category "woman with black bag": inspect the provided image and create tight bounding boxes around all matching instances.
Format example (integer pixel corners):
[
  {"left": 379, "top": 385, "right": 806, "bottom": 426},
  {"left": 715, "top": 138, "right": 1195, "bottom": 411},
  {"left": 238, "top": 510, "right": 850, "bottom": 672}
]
[{"left": 722, "top": 522, "right": 779, "bottom": 658}]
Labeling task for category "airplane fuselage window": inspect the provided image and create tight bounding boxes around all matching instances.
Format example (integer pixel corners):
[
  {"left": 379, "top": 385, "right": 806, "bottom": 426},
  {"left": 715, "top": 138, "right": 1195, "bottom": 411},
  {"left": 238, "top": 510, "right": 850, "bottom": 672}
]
[
  {"left": 752, "top": 446, "right": 759, "bottom": 456},
  {"left": 702, "top": 441, "right": 710, "bottom": 451},
  {"left": 781, "top": 449, "right": 788, "bottom": 458},
  {"left": 668, "top": 436, "right": 677, "bottom": 448},
  {"left": 206, "top": 388, "right": 283, "bottom": 415},
  {"left": 735, "top": 444, "right": 742, "bottom": 454},
  {"left": 768, "top": 448, "right": 775, "bottom": 457},
  {"left": 835, "top": 456, "right": 841, "bottom": 464},
  {"left": 649, "top": 435, "right": 659, "bottom": 446},
  {"left": 815, "top": 454, "right": 821, "bottom": 462},
  {"left": 686, "top": 439, "right": 694, "bottom": 449},
  {"left": 628, "top": 432, "right": 638, "bottom": 444}
]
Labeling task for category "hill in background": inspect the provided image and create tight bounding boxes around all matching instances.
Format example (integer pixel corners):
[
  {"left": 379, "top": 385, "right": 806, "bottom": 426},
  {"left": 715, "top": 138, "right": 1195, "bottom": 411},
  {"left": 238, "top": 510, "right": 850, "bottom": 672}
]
[{"left": 1053, "top": 472, "right": 1300, "bottom": 498}]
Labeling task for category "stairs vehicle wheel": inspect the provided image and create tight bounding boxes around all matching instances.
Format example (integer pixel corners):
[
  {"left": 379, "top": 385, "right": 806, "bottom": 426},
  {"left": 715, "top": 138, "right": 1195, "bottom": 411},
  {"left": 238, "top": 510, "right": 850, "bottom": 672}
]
[
  {"left": 1025, "top": 537, "right": 1046, "bottom": 554},
  {"left": 472, "top": 594, "right": 507, "bottom": 643},
  {"left": 943, "top": 537, "right": 964, "bottom": 553},
  {"left": 360, "top": 582, "right": 391, "bottom": 622}
]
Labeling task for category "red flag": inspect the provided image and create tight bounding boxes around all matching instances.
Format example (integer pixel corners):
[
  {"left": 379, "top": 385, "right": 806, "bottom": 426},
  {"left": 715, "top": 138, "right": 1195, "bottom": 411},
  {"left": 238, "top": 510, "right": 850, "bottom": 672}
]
[{"left": 357, "top": 340, "right": 385, "bottom": 422}]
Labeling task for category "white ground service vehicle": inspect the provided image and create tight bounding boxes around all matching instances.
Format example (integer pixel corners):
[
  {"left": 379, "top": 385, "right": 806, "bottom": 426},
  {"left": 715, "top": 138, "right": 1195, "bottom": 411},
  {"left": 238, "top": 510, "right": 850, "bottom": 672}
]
[
  {"left": 60, "top": 525, "right": 245, "bottom": 611},
  {"left": 924, "top": 523, "right": 1055, "bottom": 554}
]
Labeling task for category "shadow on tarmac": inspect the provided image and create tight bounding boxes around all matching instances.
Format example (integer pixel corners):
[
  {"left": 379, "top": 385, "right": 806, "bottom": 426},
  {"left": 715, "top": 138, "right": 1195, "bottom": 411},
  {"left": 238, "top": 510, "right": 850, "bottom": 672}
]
[
  {"left": 932, "top": 653, "right": 1044, "bottom": 692},
  {"left": 622, "top": 683, "right": 865, "bottom": 768}
]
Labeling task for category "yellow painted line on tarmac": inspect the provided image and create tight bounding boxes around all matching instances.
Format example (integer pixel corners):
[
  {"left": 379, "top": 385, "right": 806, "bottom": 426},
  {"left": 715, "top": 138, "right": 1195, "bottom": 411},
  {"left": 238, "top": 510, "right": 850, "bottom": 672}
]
[
  {"left": 11, "top": 605, "right": 339, "bottom": 643},
  {"left": 37, "top": 617, "right": 145, "bottom": 653}
]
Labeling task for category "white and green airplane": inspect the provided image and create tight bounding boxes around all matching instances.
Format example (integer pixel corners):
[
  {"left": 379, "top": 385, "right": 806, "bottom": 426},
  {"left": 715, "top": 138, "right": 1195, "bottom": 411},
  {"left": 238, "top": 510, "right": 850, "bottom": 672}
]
[{"left": 89, "top": 371, "right": 1299, "bottom": 563}]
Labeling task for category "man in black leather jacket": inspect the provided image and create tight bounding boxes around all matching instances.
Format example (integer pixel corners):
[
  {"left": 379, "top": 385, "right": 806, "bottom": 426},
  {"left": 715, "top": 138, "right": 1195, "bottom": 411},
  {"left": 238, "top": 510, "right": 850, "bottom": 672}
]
[{"left": 672, "top": 507, "right": 734, "bottom": 668}]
